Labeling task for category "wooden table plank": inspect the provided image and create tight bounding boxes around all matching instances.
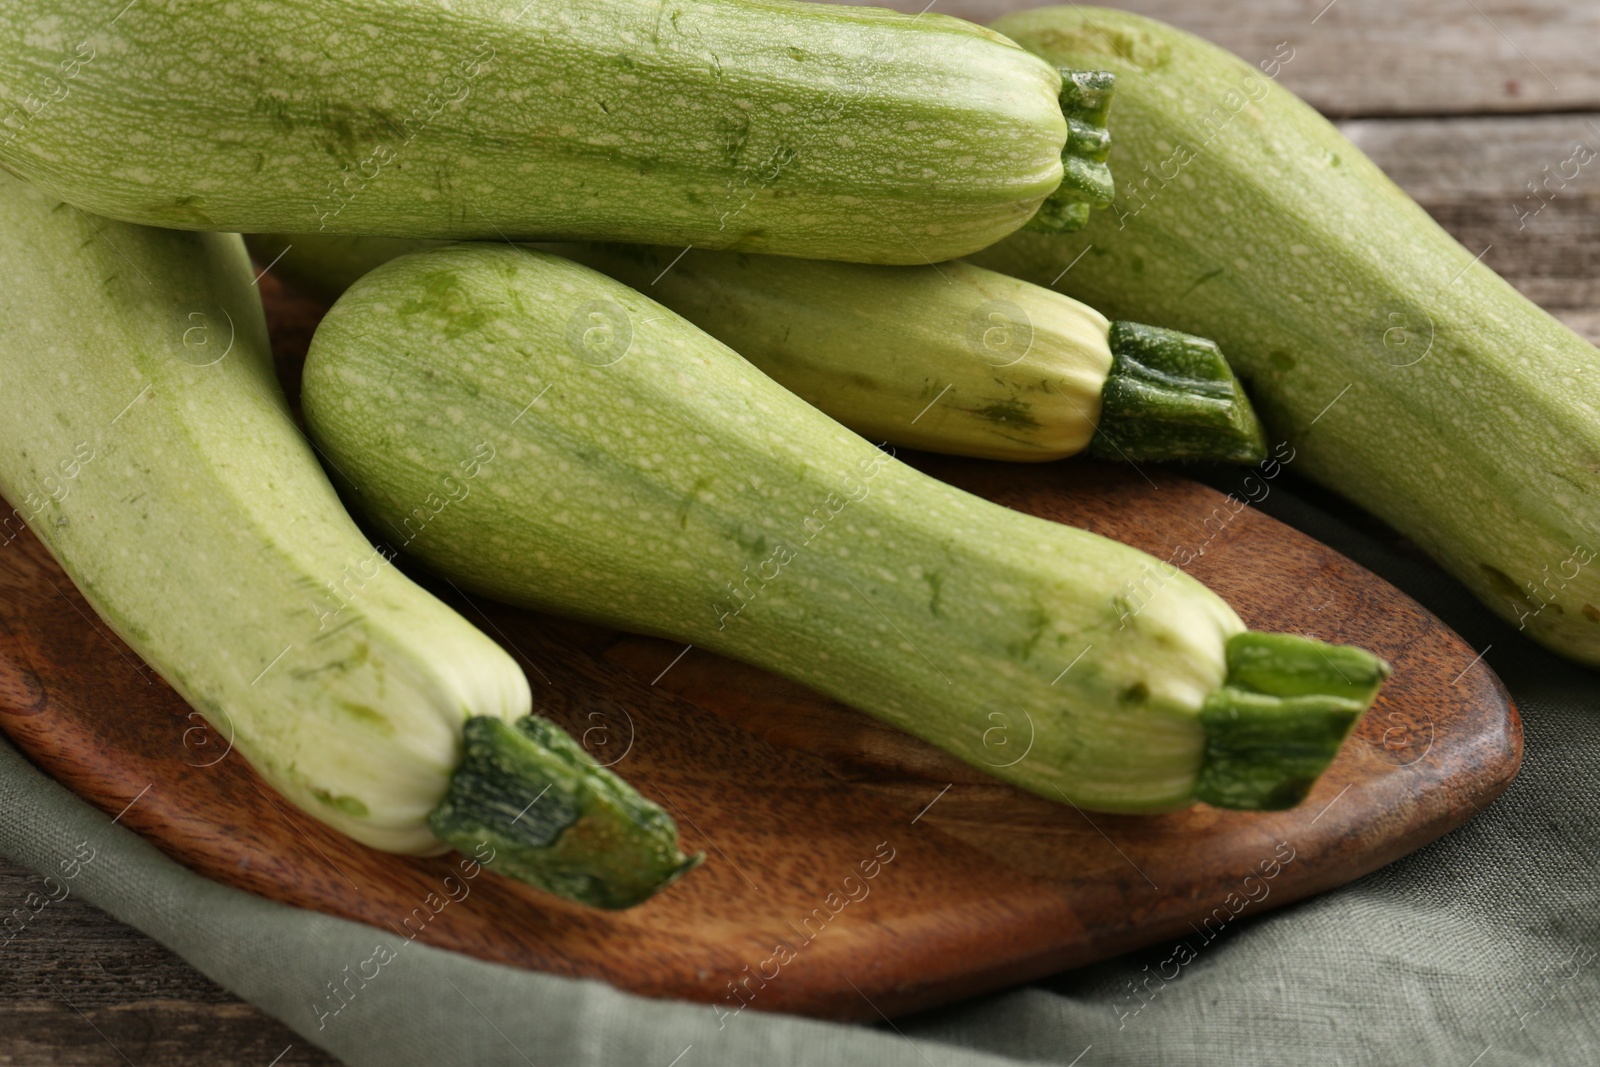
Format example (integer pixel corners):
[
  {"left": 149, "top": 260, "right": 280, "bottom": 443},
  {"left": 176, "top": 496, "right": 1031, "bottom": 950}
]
[
  {"left": 846, "top": 0, "right": 1600, "bottom": 117},
  {"left": 0, "top": 866, "right": 337, "bottom": 1066}
]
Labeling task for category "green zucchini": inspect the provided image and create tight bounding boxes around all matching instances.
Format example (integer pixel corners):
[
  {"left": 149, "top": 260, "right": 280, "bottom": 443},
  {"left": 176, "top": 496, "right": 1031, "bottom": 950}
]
[
  {"left": 0, "top": 0, "right": 1107, "bottom": 262},
  {"left": 975, "top": 6, "right": 1600, "bottom": 666},
  {"left": 0, "top": 173, "right": 695, "bottom": 908},
  {"left": 245, "top": 234, "right": 1265, "bottom": 464},
  {"left": 560, "top": 244, "right": 1266, "bottom": 464},
  {"left": 301, "top": 244, "right": 1389, "bottom": 813}
]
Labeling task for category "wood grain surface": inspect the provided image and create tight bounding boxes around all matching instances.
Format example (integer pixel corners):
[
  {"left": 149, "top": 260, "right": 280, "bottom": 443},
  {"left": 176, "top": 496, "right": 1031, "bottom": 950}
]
[
  {"left": 0, "top": 1, "right": 1588, "bottom": 1062},
  {"left": 851, "top": 0, "right": 1600, "bottom": 117},
  {"left": 0, "top": 265, "right": 1522, "bottom": 1019}
]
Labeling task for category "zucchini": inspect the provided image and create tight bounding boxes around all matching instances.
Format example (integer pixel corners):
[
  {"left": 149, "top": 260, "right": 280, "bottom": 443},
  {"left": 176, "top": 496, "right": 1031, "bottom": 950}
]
[
  {"left": 0, "top": 0, "right": 1108, "bottom": 262},
  {"left": 975, "top": 6, "right": 1600, "bottom": 666},
  {"left": 300, "top": 244, "right": 1389, "bottom": 813},
  {"left": 245, "top": 234, "right": 1266, "bottom": 463},
  {"left": 0, "top": 173, "right": 695, "bottom": 909},
  {"left": 560, "top": 244, "right": 1266, "bottom": 464}
]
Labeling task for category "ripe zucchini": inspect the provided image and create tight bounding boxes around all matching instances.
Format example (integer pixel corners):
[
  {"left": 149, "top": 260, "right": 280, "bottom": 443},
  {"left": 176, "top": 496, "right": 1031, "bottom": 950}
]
[
  {"left": 560, "top": 244, "right": 1266, "bottom": 464},
  {"left": 0, "top": 174, "right": 695, "bottom": 908},
  {"left": 0, "top": 0, "right": 1107, "bottom": 262},
  {"left": 975, "top": 6, "right": 1600, "bottom": 666},
  {"left": 301, "top": 245, "right": 1389, "bottom": 813},
  {"left": 244, "top": 234, "right": 1265, "bottom": 463}
]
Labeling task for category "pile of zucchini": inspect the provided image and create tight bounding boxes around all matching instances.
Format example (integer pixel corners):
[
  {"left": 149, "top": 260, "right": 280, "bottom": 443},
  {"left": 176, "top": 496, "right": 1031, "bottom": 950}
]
[{"left": 26, "top": 0, "right": 1585, "bottom": 912}]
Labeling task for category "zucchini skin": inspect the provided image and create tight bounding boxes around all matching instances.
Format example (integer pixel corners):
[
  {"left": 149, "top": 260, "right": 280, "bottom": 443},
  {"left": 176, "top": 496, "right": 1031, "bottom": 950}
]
[
  {"left": 303, "top": 245, "right": 1281, "bottom": 813},
  {"left": 0, "top": 0, "right": 1066, "bottom": 264},
  {"left": 976, "top": 7, "right": 1600, "bottom": 665}
]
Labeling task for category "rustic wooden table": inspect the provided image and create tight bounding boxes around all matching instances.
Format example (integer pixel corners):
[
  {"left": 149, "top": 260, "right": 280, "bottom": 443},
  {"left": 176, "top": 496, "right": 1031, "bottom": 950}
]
[{"left": 3, "top": 1, "right": 1596, "bottom": 1064}]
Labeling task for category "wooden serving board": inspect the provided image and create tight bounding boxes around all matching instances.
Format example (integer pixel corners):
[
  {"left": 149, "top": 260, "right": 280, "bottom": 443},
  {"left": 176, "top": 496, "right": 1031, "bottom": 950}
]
[{"left": 0, "top": 280, "right": 1520, "bottom": 1022}]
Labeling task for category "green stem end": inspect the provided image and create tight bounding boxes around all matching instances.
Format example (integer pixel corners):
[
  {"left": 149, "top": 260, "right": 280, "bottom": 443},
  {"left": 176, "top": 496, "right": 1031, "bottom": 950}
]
[
  {"left": 1088, "top": 321, "right": 1268, "bottom": 464},
  {"left": 1026, "top": 69, "right": 1116, "bottom": 234},
  {"left": 1195, "top": 633, "right": 1392, "bottom": 811},
  {"left": 429, "top": 716, "right": 702, "bottom": 910}
]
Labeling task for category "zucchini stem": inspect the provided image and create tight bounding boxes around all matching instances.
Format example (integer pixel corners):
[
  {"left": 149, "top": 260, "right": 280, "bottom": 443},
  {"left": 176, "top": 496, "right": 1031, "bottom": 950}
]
[
  {"left": 1195, "top": 633, "right": 1391, "bottom": 810},
  {"left": 428, "top": 716, "right": 702, "bottom": 909},
  {"left": 1088, "top": 321, "right": 1268, "bottom": 463},
  {"left": 1027, "top": 69, "right": 1116, "bottom": 233}
]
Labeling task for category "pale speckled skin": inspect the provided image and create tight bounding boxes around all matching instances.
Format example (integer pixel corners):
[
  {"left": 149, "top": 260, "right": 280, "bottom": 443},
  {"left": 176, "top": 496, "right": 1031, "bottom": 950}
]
[
  {"left": 556, "top": 245, "right": 1114, "bottom": 460},
  {"left": 976, "top": 6, "right": 1600, "bottom": 666},
  {"left": 0, "top": 174, "right": 530, "bottom": 853},
  {"left": 0, "top": 0, "right": 1065, "bottom": 264},
  {"left": 302, "top": 245, "right": 1246, "bottom": 812}
]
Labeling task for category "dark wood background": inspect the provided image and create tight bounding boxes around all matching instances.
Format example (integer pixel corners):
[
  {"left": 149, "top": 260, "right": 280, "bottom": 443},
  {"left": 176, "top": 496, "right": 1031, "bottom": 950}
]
[{"left": 3, "top": 1, "right": 1596, "bottom": 1063}]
